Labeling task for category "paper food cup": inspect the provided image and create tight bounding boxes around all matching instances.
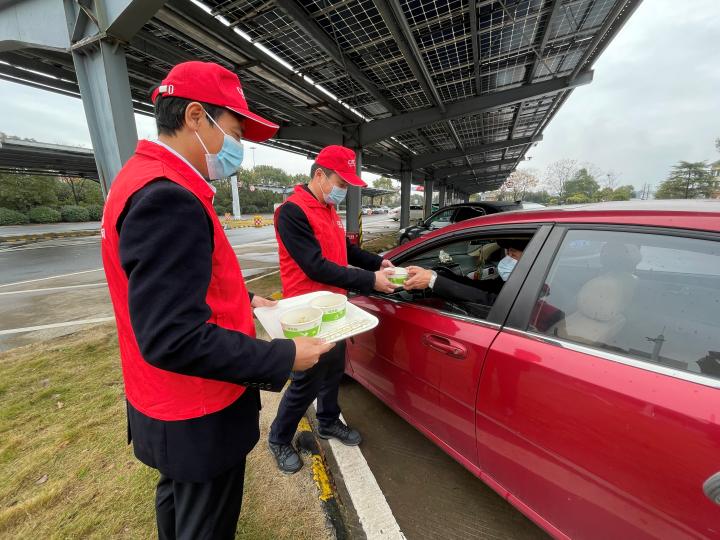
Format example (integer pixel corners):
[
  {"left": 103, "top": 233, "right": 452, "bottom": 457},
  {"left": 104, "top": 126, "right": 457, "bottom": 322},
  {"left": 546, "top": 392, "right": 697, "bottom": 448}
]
[
  {"left": 389, "top": 267, "right": 409, "bottom": 286},
  {"left": 310, "top": 293, "right": 347, "bottom": 323},
  {"left": 280, "top": 307, "right": 323, "bottom": 338}
]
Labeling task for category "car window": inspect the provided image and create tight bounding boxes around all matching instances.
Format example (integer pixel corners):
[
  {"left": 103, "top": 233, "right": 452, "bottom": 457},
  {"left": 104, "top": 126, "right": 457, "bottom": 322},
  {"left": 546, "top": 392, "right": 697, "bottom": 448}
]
[
  {"left": 425, "top": 209, "right": 454, "bottom": 228},
  {"left": 530, "top": 229, "right": 720, "bottom": 380},
  {"left": 391, "top": 233, "right": 535, "bottom": 320},
  {"left": 454, "top": 206, "right": 486, "bottom": 222}
]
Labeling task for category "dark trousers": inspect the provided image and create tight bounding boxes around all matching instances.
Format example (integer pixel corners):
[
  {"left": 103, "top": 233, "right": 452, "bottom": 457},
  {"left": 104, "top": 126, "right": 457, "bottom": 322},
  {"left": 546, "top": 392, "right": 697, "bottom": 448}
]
[
  {"left": 156, "top": 459, "right": 246, "bottom": 540},
  {"left": 269, "top": 340, "right": 346, "bottom": 445}
]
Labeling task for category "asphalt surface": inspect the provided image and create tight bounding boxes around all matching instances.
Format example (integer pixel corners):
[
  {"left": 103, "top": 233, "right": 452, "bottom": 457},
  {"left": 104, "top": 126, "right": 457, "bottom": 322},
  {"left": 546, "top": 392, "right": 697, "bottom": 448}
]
[{"left": 0, "top": 212, "right": 546, "bottom": 538}]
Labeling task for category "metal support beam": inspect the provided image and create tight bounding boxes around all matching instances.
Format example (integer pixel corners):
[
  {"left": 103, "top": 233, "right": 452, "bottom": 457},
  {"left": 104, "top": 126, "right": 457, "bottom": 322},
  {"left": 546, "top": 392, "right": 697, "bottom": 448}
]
[
  {"left": 423, "top": 179, "right": 434, "bottom": 219},
  {"left": 276, "top": 126, "right": 343, "bottom": 147},
  {"left": 63, "top": 0, "right": 162, "bottom": 194},
  {"left": 438, "top": 184, "right": 446, "bottom": 208},
  {"left": 412, "top": 135, "right": 541, "bottom": 169},
  {"left": 360, "top": 72, "right": 592, "bottom": 145},
  {"left": 400, "top": 168, "right": 412, "bottom": 229},
  {"left": 434, "top": 158, "right": 520, "bottom": 178},
  {"left": 375, "top": 0, "right": 445, "bottom": 113},
  {"left": 345, "top": 148, "right": 362, "bottom": 237},
  {"left": 0, "top": 0, "right": 69, "bottom": 52},
  {"left": 469, "top": 0, "right": 481, "bottom": 96},
  {"left": 274, "top": 0, "right": 398, "bottom": 116}
]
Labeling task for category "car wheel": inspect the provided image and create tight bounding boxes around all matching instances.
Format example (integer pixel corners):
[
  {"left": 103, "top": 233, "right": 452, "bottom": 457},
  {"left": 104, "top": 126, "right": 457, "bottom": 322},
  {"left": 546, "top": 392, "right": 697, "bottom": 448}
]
[{"left": 399, "top": 236, "right": 410, "bottom": 245}]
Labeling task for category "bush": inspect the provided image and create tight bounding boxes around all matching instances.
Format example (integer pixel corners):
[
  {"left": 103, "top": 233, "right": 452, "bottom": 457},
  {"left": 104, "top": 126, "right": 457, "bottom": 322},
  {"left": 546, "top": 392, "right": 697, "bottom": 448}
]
[
  {"left": 28, "top": 206, "right": 61, "bottom": 223},
  {"left": 86, "top": 204, "right": 104, "bottom": 221},
  {"left": 0, "top": 207, "right": 29, "bottom": 225},
  {"left": 61, "top": 205, "right": 90, "bottom": 222},
  {"left": 243, "top": 205, "right": 259, "bottom": 214}
]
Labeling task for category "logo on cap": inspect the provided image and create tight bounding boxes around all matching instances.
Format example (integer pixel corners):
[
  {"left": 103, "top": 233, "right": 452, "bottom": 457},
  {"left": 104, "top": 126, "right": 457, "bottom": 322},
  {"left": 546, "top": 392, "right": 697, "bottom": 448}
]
[
  {"left": 237, "top": 87, "right": 245, "bottom": 98},
  {"left": 348, "top": 159, "right": 356, "bottom": 168}
]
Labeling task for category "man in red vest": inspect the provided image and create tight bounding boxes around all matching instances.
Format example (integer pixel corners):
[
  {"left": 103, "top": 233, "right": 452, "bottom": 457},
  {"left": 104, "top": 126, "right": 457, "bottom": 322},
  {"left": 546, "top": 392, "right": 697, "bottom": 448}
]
[
  {"left": 268, "top": 145, "right": 396, "bottom": 473},
  {"left": 101, "top": 61, "right": 333, "bottom": 539}
]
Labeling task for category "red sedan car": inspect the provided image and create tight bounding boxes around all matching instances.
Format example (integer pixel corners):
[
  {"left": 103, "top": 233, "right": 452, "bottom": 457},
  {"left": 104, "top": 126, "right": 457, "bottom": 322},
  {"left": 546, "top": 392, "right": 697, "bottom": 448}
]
[{"left": 345, "top": 200, "right": 720, "bottom": 540}]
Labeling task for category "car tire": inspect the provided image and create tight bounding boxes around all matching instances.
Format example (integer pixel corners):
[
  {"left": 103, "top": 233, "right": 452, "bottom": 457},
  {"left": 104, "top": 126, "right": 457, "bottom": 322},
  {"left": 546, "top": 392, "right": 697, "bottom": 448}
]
[{"left": 399, "top": 236, "right": 410, "bottom": 245}]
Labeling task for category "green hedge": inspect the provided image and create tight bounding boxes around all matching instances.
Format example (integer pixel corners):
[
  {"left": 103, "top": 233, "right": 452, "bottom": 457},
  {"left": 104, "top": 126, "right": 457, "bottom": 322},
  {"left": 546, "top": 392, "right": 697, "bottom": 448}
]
[
  {"left": 0, "top": 207, "right": 30, "bottom": 225},
  {"left": 243, "top": 205, "right": 259, "bottom": 214},
  {"left": 61, "top": 205, "right": 90, "bottom": 222},
  {"left": 29, "top": 206, "right": 62, "bottom": 224},
  {"left": 86, "top": 204, "right": 104, "bottom": 221}
]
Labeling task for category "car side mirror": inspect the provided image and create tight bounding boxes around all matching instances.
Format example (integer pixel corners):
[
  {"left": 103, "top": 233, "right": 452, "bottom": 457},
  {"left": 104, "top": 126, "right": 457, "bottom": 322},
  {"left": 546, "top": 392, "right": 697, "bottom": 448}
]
[{"left": 417, "top": 218, "right": 424, "bottom": 226}]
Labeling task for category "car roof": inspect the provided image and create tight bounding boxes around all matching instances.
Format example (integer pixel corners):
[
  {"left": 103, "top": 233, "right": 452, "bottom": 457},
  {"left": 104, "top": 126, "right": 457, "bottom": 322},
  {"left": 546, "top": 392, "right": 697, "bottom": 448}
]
[{"left": 388, "top": 199, "right": 720, "bottom": 256}]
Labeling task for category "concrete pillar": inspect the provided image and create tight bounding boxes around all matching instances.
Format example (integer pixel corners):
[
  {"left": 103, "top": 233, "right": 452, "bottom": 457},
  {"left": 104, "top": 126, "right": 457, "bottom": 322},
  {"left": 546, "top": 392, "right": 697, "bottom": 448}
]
[
  {"left": 463, "top": 192, "right": 470, "bottom": 203},
  {"left": 423, "top": 178, "right": 434, "bottom": 218},
  {"left": 400, "top": 168, "right": 412, "bottom": 229},
  {"left": 438, "top": 184, "right": 447, "bottom": 208},
  {"left": 230, "top": 175, "right": 241, "bottom": 218}
]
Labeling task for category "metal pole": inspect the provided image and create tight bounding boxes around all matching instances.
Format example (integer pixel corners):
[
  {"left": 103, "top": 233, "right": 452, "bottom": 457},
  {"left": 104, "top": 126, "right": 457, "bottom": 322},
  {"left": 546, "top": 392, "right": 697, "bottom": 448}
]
[
  {"left": 230, "top": 175, "right": 241, "bottom": 218},
  {"left": 400, "top": 168, "right": 412, "bottom": 229},
  {"left": 423, "top": 179, "right": 434, "bottom": 218},
  {"left": 345, "top": 147, "right": 362, "bottom": 243},
  {"left": 438, "top": 184, "right": 447, "bottom": 208}
]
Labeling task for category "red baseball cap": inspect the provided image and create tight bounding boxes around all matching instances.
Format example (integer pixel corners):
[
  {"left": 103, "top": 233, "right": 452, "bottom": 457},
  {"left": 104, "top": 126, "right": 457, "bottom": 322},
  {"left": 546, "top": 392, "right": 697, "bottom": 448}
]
[
  {"left": 151, "top": 61, "right": 279, "bottom": 142},
  {"left": 315, "top": 145, "right": 367, "bottom": 187}
]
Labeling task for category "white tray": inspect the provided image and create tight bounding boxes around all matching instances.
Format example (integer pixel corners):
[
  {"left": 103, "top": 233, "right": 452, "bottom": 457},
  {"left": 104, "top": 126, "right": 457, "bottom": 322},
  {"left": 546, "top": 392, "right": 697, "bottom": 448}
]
[{"left": 254, "top": 291, "right": 379, "bottom": 343}]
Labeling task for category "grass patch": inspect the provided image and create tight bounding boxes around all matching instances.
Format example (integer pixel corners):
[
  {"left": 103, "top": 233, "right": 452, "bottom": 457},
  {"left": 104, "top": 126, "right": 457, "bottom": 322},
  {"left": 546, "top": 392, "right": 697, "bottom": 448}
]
[{"left": 0, "top": 324, "right": 331, "bottom": 539}]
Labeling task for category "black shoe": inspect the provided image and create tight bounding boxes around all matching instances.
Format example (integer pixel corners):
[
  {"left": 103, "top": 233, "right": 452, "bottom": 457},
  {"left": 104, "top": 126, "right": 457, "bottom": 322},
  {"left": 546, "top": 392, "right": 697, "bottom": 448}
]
[
  {"left": 318, "top": 419, "right": 362, "bottom": 446},
  {"left": 268, "top": 441, "right": 303, "bottom": 474}
]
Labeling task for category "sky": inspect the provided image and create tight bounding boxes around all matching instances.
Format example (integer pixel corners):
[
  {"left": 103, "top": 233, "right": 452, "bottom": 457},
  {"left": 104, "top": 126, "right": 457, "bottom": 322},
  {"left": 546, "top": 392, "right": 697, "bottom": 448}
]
[{"left": 1, "top": 0, "right": 718, "bottom": 192}]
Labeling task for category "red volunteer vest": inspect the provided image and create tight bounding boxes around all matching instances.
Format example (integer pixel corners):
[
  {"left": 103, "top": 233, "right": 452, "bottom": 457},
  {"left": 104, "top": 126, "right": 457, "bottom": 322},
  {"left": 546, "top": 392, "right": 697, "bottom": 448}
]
[
  {"left": 101, "top": 140, "right": 254, "bottom": 421},
  {"left": 276, "top": 185, "right": 348, "bottom": 298}
]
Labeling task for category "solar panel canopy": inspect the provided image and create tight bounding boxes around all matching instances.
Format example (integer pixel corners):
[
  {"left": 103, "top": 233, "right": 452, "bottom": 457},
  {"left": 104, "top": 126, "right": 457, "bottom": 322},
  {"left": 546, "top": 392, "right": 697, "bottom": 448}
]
[{"left": 0, "top": 0, "right": 640, "bottom": 194}]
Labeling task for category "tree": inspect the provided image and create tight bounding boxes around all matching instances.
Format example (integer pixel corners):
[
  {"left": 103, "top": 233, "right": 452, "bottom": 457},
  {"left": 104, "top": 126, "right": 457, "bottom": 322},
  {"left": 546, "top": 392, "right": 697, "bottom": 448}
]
[
  {"left": 57, "top": 177, "right": 102, "bottom": 206},
  {"left": 0, "top": 173, "right": 58, "bottom": 212},
  {"left": 501, "top": 168, "right": 539, "bottom": 201},
  {"left": 655, "top": 161, "right": 716, "bottom": 199},
  {"left": 543, "top": 159, "right": 578, "bottom": 203},
  {"left": 611, "top": 185, "right": 635, "bottom": 201},
  {"left": 371, "top": 177, "right": 397, "bottom": 205},
  {"left": 564, "top": 167, "right": 600, "bottom": 200}
]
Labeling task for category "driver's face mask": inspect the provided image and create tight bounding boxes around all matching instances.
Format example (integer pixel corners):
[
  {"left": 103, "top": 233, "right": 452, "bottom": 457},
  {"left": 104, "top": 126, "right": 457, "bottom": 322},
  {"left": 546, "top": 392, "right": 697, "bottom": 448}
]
[{"left": 497, "top": 255, "right": 517, "bottom": 281}]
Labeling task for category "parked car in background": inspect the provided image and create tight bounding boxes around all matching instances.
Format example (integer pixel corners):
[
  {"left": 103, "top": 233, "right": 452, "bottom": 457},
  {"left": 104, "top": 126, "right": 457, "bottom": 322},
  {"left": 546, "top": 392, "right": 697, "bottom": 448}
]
[
  {"left": 362, "top": 205, "right": 373, "bottom": 215},
  {"left": 397, "top": 201, "right": 522, "bottom": 244},
  {"left": 371, "top": 206, "right": 385, "bottom": 214},
  {"left": 378, "top": 205, "right": 390, "bottom": 213},
  {"left": 347, "top": 200, "right": 720, "bottom": 540},
  {"left": 389, "top": 204, "right": 424, "bottom": 222}
]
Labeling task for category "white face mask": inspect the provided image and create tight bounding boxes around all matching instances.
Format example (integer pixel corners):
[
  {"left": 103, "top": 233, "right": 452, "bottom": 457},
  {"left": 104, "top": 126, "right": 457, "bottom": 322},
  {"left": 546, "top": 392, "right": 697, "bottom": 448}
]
[{"left": 497, "top": 255, "right": 517, "bottom": 281}]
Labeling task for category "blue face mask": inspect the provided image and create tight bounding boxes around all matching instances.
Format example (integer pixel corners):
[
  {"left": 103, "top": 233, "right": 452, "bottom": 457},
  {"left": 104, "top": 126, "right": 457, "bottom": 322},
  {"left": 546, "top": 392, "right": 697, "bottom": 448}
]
[
  {"left": 321, "top": 173, "right": 347, "bottom": 206},
  {"left": 497, "top": 255, "right": 517, "bottom": 281},
  {"left": 195, "top": 111, "right": 244, "bottom": 179}
]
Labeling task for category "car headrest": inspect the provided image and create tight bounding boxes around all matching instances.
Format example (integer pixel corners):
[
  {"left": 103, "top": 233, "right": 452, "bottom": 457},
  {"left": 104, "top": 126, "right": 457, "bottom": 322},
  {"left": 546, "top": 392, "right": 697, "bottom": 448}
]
[
  {"left": 600, "top": 242, "right": 641, "bottom": 273},
  {"left": 576, "top": 274, "right": 634, "bottom": 322}
]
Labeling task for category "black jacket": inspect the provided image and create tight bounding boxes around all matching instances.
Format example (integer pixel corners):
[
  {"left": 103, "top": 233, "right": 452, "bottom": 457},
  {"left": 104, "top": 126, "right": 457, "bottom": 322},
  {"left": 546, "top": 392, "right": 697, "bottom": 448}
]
[{"left": 118, "top": 179, "right": 295, "bottom": 482}]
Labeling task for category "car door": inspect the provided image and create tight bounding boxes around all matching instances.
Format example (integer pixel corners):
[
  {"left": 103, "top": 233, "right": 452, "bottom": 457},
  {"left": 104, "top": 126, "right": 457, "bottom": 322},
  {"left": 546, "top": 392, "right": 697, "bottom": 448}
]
[
  {"left": 347, "top": 224, "right": 550, "bottom": 467},
  {"left": 475, "top": 225, "right": 720, "bottom": 540}
]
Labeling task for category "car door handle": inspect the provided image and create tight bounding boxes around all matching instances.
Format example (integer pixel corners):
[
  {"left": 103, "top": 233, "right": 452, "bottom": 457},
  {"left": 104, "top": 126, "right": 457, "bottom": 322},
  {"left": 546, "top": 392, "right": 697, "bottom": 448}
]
[{"left": 422, "top": 334, "right": 467, "bottom": 359}]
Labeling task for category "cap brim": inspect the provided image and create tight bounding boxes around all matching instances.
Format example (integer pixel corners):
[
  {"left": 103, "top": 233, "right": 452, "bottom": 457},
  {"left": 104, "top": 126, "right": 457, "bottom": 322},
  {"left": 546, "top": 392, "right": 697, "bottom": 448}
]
[
  {"left": 336, "top": 170, "right": 367, "bottom": 187},
  {"left": 226, "top": 106, "right": 279, "bottom": 142}
]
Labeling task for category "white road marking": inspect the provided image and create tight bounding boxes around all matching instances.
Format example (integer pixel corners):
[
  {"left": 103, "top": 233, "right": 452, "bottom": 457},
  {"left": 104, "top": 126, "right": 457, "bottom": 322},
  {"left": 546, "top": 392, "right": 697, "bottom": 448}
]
[
  {"left": 0, "top": 268, "right": 104, "bottom": 288},
  {"left": 231, "top": 238, "right": 278, "bottom": 248},
  {"left": 0, "top": 282, "right": 106, "bottom": 296},
  {"left": 0, "top": 317, "right": 115, "bottom": 336},
  {"left": 245, "top": 269, "right": 280, "bottom": 283},
  {"left": 0, "top": 239, "right": 99, "bottom": 252},
  {"left": 315, "top": 403, "right": 405, "bottom": 539}
]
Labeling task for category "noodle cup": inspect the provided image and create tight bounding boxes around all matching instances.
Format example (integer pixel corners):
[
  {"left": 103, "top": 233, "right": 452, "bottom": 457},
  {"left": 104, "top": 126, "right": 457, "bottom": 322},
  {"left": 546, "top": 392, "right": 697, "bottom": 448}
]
[
  {"left": 388, "top": 267, "right": 409, "bottom": 286},
  {"left": 280, "top": 307, "right": 323, "bottom": 338},
  {"left": 310, "top": 293, "right": 347, "bottom": 323}
]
